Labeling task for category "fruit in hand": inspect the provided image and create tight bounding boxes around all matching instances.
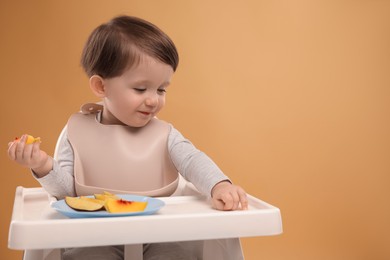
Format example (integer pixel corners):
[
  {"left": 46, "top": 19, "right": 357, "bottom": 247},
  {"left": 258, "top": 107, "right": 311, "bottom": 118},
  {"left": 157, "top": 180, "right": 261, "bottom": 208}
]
[
  {"left": 105, "top": 198, "right": 148, "bottom": 213},
  {"left": 65, "top": 196, "right": 104, "bottom": 211},
  {"left": 15, "top": 135, "right": 41, "bottom": 144}
]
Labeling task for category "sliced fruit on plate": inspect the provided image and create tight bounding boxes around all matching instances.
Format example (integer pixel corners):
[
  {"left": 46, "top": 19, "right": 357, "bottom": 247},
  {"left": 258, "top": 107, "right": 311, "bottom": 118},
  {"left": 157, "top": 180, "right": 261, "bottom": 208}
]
[
  {"left": 105, "top": 198, "right": 148, "bottom": 213},
  {"left": 65, "top": 196, "right": 104, "bottom": 211},
  {"left": 94, "top": 191, "right": 120, "bottom": 202},
  {"left": 80, "top": 196, "right": 106, "bottom": 205}
]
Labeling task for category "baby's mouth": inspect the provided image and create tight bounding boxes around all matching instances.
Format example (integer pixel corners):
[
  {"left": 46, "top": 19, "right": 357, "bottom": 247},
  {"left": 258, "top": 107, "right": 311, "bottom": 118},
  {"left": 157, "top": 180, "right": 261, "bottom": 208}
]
[{"left": 139, "top": 111, "right": 152, "bottom": 116}]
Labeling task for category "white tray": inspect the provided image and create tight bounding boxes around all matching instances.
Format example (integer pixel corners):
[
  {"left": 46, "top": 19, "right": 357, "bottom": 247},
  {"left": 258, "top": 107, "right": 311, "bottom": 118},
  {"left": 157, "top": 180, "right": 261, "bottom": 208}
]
[{"left": 9, "top": 186, "right": 282, "bottom": 250}]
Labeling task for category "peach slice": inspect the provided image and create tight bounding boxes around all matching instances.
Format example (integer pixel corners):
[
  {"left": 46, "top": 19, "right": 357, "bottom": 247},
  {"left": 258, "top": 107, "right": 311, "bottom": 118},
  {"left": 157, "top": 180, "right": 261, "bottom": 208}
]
[
  {"left": 26, "top": 135, "right": 41, "bottom": 144},
  {"left": 65, "top": 196, "right": 104, "bottom": 211},
  {"left": 105, "top": 198, "right": 148, "bottom": 213},
  {"left": 94, "top": 191, "right": 120, "bottom": 202},
  {"left": 80, "top": 196, "right": 106, "bottom": 206}
]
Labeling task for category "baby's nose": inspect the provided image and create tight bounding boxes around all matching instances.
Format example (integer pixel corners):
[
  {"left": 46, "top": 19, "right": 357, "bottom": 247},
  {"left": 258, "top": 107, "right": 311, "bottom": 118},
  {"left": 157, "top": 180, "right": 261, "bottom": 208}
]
[{"left": 145, "top": 94, "right": 158, "bottom": 106}]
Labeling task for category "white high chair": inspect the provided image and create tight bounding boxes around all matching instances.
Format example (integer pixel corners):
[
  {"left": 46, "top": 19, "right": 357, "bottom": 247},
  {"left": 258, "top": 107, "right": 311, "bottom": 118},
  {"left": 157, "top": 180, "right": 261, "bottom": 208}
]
[
  {"left": 9, "top": 179, "right": 282, "bottom": 260},
  {"left": 12, "top": 177, "right": 244, "bottom": 260},
  {"left": 9, "top": 128, "right": 282, "bottom": 259}
]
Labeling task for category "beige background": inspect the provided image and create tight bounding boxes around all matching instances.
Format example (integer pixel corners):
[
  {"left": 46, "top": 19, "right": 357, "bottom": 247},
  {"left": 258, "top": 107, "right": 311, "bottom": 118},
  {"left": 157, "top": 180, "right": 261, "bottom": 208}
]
[{"left": 1, "top": 1, "right": 389, "bottom": 259}]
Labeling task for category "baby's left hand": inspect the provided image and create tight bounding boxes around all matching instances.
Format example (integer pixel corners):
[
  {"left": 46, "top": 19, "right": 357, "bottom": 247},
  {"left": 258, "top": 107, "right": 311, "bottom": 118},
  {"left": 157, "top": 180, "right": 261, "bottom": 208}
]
[{"left": 211, "top": 181, "right": 248, "bottom": 211}]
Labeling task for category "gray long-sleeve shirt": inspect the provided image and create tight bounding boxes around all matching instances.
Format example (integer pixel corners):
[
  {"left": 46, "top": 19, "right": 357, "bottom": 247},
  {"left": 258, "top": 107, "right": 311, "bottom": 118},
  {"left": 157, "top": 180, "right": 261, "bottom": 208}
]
[{"left": 34, "top": 119, "right": 229, "bottom": 199}]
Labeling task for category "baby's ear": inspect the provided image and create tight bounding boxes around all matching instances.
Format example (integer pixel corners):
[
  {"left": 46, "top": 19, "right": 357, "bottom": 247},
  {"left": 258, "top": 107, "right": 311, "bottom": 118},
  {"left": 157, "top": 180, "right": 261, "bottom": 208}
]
[{"left": 89, "top": 75, "right": 106, "bottom": 98}]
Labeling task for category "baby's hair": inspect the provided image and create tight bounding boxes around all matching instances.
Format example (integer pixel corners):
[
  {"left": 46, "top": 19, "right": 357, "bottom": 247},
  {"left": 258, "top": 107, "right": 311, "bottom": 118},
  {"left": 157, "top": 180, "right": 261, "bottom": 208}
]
[{"left": 81, "top": 15, "right": 179, "bottom": 78}]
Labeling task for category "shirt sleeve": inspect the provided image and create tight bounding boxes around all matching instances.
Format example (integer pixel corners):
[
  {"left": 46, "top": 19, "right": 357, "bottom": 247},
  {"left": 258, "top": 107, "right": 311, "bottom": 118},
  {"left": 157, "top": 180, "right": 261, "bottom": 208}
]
[
  {"left": 167, "top": 125, "right": 230, "bottom": 197},
  {"left": 31, "top": 125, "right": 76, "bottom": 199}
]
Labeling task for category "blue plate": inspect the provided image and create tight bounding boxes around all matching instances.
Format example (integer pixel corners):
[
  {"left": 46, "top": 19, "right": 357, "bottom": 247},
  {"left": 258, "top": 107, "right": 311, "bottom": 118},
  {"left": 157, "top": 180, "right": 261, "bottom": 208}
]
[{"left": 51, "top": 194, "right": 165, "bottom": 218}]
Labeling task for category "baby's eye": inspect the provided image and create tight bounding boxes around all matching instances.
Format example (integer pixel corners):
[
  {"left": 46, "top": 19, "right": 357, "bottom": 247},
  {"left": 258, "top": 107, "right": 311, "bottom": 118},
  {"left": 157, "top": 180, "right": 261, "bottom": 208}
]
[
  {"left": 134, "top": 88, "right": 146, "bottom": 92},
  {"left": 157, "top": 88, "right": 167, "bottom": 94}
]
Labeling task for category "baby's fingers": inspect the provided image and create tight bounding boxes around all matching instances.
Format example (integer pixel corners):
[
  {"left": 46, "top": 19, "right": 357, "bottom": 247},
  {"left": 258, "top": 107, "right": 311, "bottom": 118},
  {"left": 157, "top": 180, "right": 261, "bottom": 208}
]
[
  {"left": 8, "top": 135, "right": 25, "bottom": 160},
  {"left": 23, "top": 142, "right": 34, "bottom": 162},
  {"left": 230, "top": 191, "right": 240, "bottom": 210},
  {"left": 7, "top": 141, "right": 18, "bottom": 160},
  {"left": 222, "top": 193, "right": 236, "bottom": 210},
  {"left": 238, "top": 188, "right": 249, "bottom": 210},
  {"left": 212, "top": 198, "right": 227, "bottom": 211},
  {"left": 15, "top": 135, "right": 27, "bottom": 159},
  {"left": 228, "top": 190, "right": 248, "bottom": 211},
  {"left": 215, "top": 193, "right": 237, "bottom": 211},
  {"left": 31, "top": 141, "right": 42, "bottom": 160}
]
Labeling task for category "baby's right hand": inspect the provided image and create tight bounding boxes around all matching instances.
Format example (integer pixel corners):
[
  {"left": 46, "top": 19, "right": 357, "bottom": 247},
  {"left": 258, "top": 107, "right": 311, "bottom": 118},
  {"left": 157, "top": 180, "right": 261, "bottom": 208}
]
[{"left": 7, "top": 134, "right": 51, "bottom": 176}]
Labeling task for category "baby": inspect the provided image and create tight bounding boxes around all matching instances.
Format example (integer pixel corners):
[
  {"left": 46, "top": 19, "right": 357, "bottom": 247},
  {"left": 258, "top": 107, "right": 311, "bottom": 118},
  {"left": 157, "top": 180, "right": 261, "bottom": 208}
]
[{"left": 8, "top": 15, "right": 247, "bottom": 259}]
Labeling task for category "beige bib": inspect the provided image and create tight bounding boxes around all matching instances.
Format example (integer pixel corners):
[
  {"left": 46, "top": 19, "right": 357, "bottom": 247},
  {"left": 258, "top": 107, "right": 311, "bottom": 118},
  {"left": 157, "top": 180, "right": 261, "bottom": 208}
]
[{"left": 67, "top": 103, "right": 179, "bottom": 197}]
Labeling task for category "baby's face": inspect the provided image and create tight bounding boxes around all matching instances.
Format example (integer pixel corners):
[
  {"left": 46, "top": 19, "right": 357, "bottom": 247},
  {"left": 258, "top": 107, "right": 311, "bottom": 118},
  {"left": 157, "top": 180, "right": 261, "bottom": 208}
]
[{"left": 100, "top": 55, "right": 174, "bottom": 127}]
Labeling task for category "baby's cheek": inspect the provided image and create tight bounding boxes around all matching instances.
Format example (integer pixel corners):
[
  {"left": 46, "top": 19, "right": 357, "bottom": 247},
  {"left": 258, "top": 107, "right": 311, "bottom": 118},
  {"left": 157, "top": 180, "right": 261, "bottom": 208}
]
[
  {"left": 157, "top": 99, "right": 166, "bottom": 111},
  {"left": 160, "top": 96, "right": 166, "bottom": 104}
]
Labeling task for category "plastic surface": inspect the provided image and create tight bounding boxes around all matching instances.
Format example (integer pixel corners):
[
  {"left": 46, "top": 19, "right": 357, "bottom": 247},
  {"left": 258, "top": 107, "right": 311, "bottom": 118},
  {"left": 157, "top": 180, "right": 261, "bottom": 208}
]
[
  {"left": 9, "top": 186, "right": 283, "bottom": 250},
  {"left": 52, "top": 195, "right": 165, "bottom": 218}
]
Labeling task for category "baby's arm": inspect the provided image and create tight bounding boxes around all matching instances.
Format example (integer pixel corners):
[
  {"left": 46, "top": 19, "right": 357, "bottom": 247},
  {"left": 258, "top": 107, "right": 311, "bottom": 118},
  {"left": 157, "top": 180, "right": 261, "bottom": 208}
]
[
  {"left": 168, "top": 126, "right": 248, "bottom": 210},
  {"left": 7, "top": 128, "right": 76, "bottom": 199},
  {"left": 34, "top": 126, "right": 76, "bottom": 199}
]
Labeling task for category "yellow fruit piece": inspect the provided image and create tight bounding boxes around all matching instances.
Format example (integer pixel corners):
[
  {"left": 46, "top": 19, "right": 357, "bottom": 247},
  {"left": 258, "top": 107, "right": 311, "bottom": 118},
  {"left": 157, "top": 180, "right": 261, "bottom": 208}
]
[
  {"left": 80, "top": 196, "right": 106, "bottom": 206},
  {"left": 25, "top": 135, "right": 41, "bottom": 144},
  {"left": 105, "top": 198, "right": 148, "bottom": 213},
  {"left": 94, "top": 192, "right": 120, "bottom": 202},
  {"left": 65, "top": 196, "right": 104, "bottom": 211},
  {"left": 104, "top": 191, "right": 115, "bottom": 195}
]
